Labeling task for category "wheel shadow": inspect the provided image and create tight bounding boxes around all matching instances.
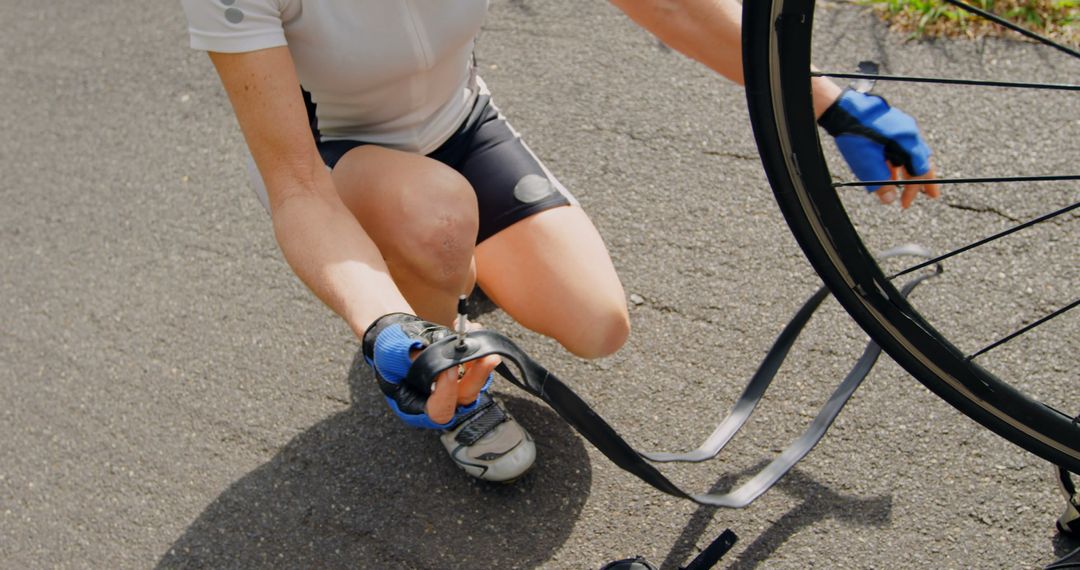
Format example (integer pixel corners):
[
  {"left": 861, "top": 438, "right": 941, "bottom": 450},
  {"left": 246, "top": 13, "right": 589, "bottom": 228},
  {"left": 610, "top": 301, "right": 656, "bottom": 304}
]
[{"left": 157, "top": 350, "right": 592, "bottom": 569}]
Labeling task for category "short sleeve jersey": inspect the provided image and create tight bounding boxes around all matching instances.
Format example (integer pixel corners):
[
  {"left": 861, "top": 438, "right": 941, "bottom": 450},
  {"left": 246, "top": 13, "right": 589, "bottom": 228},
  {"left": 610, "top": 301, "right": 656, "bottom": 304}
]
[{"left": 180, "top": 0, "right": 489, "bottom": 154}]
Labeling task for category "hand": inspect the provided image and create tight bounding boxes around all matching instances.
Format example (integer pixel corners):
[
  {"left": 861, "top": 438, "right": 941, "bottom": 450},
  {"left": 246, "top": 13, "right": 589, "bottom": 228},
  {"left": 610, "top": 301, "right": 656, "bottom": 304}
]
[
  {"left": 818, "top": 89, "right": 941, "bottom": 208},
  {"left": 424, "top": 337, "right": 500, "bottom": 424},
  {"left": 362, "top": 313, "right": 499, "bottom": 428}
]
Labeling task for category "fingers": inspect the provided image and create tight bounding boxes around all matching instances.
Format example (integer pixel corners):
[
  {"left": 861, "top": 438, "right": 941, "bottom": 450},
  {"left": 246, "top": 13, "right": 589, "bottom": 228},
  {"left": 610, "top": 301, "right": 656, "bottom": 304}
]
[
  {"left": 874, "top": 164, "right": 901, "bottom": 205},
  {"left": 423, "top": 355, "right": 501, "bottom": 423},
  {"left": 456, "top": 355, "right": 500, "bottom": 405},
  {"left": 457, "top": 322, "right": 500, "bottom": 404},
  {"left": 899, "top": 167, "right": 941, "bottom": 209},
  {"left": 875, "top": 187, "right": 898, "bottom": 205},
  {"left": 878, "top": 164, "right": 941, "bottom": 209},
  {"left": 425, "top": 367, "right": 465, "bottom": 425}
]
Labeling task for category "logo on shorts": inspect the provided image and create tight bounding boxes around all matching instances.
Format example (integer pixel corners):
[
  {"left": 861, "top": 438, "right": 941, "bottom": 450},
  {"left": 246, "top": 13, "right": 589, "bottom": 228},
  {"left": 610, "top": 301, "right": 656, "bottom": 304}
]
[
  {"left": 221, "top": 0, "right": 244, "bottom": 24},
  {"left": 513, "top": 174, "right": 556, "bottom": 204}
]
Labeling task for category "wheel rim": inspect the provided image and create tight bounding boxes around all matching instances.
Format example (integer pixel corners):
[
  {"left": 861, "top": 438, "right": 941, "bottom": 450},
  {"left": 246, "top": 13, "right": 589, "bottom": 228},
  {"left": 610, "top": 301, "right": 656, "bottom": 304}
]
[{"left": 744, "top": 0, "right": 1080, "bottom": 471}]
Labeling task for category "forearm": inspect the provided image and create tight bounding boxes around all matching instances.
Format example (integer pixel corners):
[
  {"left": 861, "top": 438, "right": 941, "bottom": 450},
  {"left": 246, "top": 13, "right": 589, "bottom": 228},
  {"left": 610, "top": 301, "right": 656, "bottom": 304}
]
[
  {"left": 271, "top": 175, "right": 412, "bottom": 337},
  {"left": 610, "top": 0, "right": 842, "bottom": 116},
  {"left": 207, "top": 48, "right": 412, "bottom": 337},
  {"left": 611, "top": 0, "right": 743, "bottom": 83}
]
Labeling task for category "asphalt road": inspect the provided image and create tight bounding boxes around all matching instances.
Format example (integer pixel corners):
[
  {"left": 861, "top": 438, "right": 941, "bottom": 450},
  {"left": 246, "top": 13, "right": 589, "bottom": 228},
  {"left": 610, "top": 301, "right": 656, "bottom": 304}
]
[{"left": 2, "top": 1, "right": 1077, "bottom": 568}]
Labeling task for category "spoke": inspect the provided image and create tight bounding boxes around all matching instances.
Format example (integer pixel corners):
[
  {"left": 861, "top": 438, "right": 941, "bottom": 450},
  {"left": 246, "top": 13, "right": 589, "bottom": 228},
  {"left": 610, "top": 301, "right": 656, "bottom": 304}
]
[
  {"left": 889, "top": 201, "right": 1080, "bottom": 279},
  {"left": 968, "top": 299, "right": 1080, "bottom": 360},
  {"left": 834, "top": 174, "right": 1080, "bottom": 188},
  {"left": 813, "top": 72, "right": 1080, "bottom": 92},
  {"left": 938, "top": 0, "right": 1080, "bottom": 61},
  {"left": 833, "top": 173, "right": 1080, "bottom": 188}
]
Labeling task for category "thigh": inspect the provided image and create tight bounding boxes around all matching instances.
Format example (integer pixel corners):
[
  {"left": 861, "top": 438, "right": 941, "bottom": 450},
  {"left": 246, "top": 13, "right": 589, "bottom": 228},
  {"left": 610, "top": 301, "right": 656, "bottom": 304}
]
[
  {"left": 447, "top": 96, "right": 574, "bottom": 243},
  {"left": 474, "top": 205, "right": 629, "bottom": 359},
  {"left": 332, "top": 145, "right": 476, "bottom": 238}
]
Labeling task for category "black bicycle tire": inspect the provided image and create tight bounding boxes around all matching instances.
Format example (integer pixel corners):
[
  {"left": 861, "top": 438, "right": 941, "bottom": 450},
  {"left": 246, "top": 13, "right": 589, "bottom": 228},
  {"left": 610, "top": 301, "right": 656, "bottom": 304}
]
[{"left": 742, "top": 0, "right": 1080, "bottom": 472}]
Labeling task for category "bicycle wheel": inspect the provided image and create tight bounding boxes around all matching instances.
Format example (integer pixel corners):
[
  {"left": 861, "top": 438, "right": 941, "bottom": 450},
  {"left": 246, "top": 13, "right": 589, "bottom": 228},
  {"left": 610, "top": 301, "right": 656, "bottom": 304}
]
[{"left": 743, "top": 0, "right": 1080, "bottom": 472}]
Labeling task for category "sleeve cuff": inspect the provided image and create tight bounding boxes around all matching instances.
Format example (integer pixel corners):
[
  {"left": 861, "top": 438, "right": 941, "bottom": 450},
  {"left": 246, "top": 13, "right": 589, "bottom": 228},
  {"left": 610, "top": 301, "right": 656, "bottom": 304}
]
[{"left": 188, "top": 29, "right": 287, "bottom": 53}]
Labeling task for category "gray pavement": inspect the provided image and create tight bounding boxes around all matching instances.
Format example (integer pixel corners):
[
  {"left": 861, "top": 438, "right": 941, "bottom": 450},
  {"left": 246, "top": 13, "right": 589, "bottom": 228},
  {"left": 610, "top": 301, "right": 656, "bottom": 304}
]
[{"left": 1, "top": 1, "right": 1077, "bottom": 568}]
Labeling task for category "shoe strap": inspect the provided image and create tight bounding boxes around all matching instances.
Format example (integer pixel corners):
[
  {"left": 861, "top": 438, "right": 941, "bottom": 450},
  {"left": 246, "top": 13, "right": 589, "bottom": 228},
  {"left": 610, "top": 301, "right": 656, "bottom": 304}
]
[{"left": 453, "top": 398, "right": 507, "bottom": 445}]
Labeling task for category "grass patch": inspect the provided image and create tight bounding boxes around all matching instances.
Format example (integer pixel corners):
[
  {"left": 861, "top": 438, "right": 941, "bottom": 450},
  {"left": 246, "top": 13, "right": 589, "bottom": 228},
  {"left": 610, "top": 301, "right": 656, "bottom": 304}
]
[{"left": 864, "top": 0, "right": 1078, "bottom": 46}]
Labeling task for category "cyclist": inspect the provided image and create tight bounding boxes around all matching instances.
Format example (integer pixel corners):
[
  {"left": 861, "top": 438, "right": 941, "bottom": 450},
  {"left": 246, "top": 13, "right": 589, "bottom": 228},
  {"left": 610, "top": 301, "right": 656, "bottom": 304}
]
[{"left": 180, "top": 0, "right": 939, "bottom": 483}]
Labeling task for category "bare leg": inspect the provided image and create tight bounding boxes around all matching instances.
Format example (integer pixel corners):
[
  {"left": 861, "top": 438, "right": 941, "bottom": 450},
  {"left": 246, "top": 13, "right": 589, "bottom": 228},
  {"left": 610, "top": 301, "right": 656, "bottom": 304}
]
[
  {"left": 475, "top": 205, "right": 630, "bottom": 359},
  {"left": 331, "top": 146, "right": 479, "bottom": 326}
]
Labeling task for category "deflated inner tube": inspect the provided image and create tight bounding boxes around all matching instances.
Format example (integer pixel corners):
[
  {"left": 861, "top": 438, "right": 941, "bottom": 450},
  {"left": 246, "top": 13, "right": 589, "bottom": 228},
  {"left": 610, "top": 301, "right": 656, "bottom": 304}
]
[{"left": 406, "top": 256, "right": 938, "bottom": 507}]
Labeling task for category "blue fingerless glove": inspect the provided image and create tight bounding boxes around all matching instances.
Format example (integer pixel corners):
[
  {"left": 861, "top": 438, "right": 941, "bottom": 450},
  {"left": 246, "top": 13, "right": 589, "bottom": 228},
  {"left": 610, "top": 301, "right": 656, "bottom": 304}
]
[
  {"left": 818, "top": 89, "right": 932, "bottom": 191},
  {"left": 362, "top": 313, "right": 492, "bottom": 430}
]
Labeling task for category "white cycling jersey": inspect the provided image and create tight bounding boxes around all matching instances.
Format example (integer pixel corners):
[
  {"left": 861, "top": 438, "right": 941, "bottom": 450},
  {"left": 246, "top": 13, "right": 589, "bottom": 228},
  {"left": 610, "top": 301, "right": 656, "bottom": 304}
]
[{"left": 181, "top": 0, "right": 489, "bottom": 154}]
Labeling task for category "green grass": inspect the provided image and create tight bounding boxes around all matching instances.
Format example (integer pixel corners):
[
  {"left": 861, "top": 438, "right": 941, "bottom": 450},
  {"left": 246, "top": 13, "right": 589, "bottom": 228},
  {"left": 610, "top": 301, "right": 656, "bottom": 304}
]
[{"left": 863, "top": 0, "right": 1078, "bottom": 45}]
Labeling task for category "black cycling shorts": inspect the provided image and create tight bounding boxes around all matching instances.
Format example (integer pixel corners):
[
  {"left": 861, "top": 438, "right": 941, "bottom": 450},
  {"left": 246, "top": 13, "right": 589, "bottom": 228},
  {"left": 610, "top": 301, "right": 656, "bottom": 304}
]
[{"left": 312, "top": 94, "right": 575, "bottom": 244}]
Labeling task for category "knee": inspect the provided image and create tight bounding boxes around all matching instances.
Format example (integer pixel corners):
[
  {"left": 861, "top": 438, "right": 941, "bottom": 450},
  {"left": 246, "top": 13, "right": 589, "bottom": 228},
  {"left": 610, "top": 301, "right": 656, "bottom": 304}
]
[
  {"left": 563, "top": 304, "right": 631, "bottom": 359},
  {"left": 399, "top": 171, "right": 479, "bottom": 284}
]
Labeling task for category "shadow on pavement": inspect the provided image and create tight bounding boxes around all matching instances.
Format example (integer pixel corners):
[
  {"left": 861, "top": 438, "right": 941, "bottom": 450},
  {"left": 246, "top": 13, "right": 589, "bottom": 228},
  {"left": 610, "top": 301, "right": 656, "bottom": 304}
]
[
  {"left": 661, "top": 462, "right": 892, "bottom": 569},
  {"left": 158, "top": 350, "right": 592, "bottom": 569},
  {"left": 1052, "top": 530, "right": 1079, "bottom": 560},
  {"left": 727, "top": 469, "right": 892, "bottom": 569}
]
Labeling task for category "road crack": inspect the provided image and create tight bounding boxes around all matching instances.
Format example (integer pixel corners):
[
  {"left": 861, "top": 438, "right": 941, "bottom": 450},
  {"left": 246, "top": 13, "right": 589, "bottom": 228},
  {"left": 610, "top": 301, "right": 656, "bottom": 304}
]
[{"left": 944, "top": 201, "right": 1021, "bottom": 223}]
